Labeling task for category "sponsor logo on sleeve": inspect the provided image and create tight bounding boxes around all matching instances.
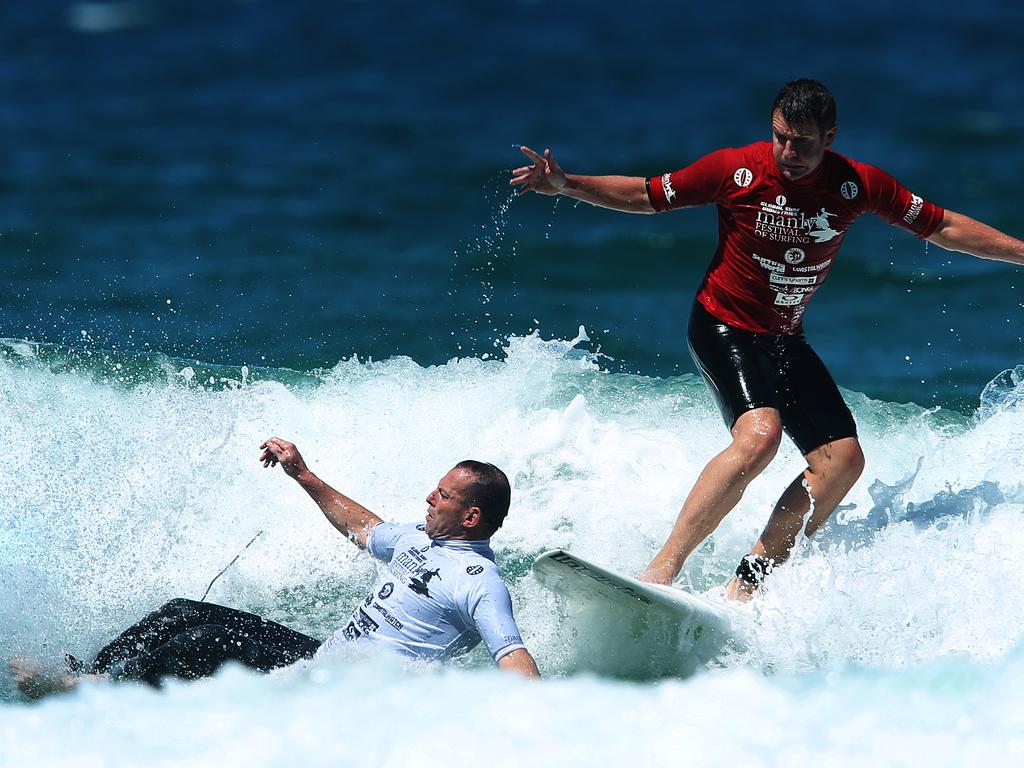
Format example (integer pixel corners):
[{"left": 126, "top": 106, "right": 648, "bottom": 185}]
[
  {"left": 734, "top": 168, "right": 754, "bottom": 188},
  {"left": 466, "top": 565, "right": 484, "bottom": 575},
  {"left": 841, "top": 181, "right": 859, "bottom": 200},
  {"left": 660, "top": 173, "right": 676, "bottom": 203},
  {"left": 903, "top": 194, "right": 924, "bottom": 225}
]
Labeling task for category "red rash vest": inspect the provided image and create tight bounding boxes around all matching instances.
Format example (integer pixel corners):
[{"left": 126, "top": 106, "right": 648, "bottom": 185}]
[{"left": 646, "top": 142, "right": 944, "bottom": 335}]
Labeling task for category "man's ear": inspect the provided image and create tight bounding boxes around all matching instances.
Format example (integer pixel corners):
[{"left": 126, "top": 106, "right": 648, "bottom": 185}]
[
  {"left": 824, "top": 125, "right": 837, "bottom": 148},
  {"left": 462, "top": 506, "right": 482, "bottom": 529}
]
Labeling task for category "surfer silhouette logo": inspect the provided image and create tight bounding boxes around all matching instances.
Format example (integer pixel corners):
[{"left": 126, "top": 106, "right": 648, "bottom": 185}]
[
  {"left": 807, "top": 207, "right": 840, "bottom": 242},
  {"left": 409, "top": 568, "right": 441, "bottom": 596}
]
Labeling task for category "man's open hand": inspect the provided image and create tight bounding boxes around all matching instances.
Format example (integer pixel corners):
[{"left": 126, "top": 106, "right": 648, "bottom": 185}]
[{"left": 259, "top": 437, "right": 309, "bottom": 480}]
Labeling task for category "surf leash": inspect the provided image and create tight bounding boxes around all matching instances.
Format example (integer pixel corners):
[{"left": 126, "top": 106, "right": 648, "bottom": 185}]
[{"left": 199, "top": 530, "right": 265, "bottom": 602}]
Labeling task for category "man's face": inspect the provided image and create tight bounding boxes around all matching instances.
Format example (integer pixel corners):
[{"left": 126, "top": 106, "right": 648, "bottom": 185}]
[
  {"left": 424, "top": 467, "right": 479, "bottom": 540},
  {"left": 771, "top": 109, "right": 835, "bottom": 181}
]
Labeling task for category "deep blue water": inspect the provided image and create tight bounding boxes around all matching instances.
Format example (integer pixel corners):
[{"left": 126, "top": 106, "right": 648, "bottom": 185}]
[{"left": 3, "top": 0, "right": 1024, "bottom": 410}]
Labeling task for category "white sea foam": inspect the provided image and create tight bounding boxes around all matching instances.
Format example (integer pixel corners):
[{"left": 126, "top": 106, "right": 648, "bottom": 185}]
[{"left": 3, "top": 334, "right": 1024, "bottom": 763}]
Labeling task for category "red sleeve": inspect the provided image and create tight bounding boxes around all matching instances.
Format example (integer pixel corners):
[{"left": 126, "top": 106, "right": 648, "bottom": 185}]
[
  {"left": 646, "top": 148, "right": 734, "bottom": 212},
  {"left": 859, "top": 163, "right": 944, "bottom": 238}
]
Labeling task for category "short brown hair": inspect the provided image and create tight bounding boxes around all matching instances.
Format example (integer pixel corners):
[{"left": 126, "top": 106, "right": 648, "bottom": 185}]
[
  {"left": 454, "top": 460, "right": 511, "bottom": 537},
  {"left": 772, "top": 79, "right": 836, "bottom": 135}
]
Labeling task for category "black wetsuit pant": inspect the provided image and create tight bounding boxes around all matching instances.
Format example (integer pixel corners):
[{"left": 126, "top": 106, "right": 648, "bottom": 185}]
[{"left": 90, "top": 598, "right": 322, "bottom": 687}]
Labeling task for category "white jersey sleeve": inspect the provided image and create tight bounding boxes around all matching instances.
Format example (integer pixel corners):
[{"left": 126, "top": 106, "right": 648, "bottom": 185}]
[
  {"left": 462, "top": 568, "right": 526, "bottom": 662},
  {"left": 366, "top": 521, "right": 403, "bottom": 562}
]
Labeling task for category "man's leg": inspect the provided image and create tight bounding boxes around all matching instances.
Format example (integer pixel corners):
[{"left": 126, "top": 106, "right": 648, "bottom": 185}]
[
  {"left": 113, "top": 623, "right": 321, "bottom": 687},
  {"left": 93, "top": 598, "right": 319, "bottom": 673},
  {"left": 640, "top": 407, "right": 784, "bottom": 585},
  {"left": 725, "top": 436, "right": 865, "bottom": 600}
]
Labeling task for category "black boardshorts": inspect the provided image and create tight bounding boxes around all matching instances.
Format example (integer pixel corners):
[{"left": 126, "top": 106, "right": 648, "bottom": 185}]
[{"left": 687, "top": 301, "right": 857, "bottom": 456}]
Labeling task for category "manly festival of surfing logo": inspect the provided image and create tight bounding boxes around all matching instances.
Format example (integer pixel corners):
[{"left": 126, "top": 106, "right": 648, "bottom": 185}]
[
  {"left": 754, "top": 196, "right": 840, "bottom": 245},
  {"left": 749, "top": 194, "right": 841, "bottom": 313}
]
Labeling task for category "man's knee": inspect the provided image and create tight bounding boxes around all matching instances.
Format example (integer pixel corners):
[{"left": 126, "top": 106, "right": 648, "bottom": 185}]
[
  {"left": 732, "top": 410, "right": 783, "bottom": 472},
  {"left": 810, "top": 438, "right": 864, "bottom": 485}
]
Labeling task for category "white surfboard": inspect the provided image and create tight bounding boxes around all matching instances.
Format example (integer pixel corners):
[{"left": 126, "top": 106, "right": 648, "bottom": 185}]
[{"left": 532, "top": 549, "right": 745, "bottom": 679}]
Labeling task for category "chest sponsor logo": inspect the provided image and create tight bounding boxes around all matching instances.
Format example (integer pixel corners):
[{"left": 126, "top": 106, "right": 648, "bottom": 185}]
[
  {"left": 660, "top": 173, "right": 676, "bottom": 203},
  {"left": 776, "top": 195, "right": 787, "bottom": 206},
  {"left": 391, "top": 545, "right": 444, "bottom": 599},
  {"left": 466, "top": 565, "right": 484, "bottom": 575},
  {"left": 903, "top": 193, "right": 924, "bottom": 225},
  {"left": 370, "top": 600, "right": 404, "bottom": 631},
  {"left": 734, "top": 167, "right": 754, "bottom": 188},
  {"left": 750, "top": 252, "right": 832, "bottom": 324},
  {"left": 378, "top": 582, "right": 394, "bottom": 600},
  {"left": 769, "top": 273, "right": 817, "bottom": 286},
  {"left": 408, "top": 567, "right": 441, "bottom": 597},
  {"left": 755, "top": 200, "right": 841, "bottom": 244},
  {"left": 841, "top": 181, "right": 859, "bottom": 200},
  {"left": 343, "top": 608, "right": 380, "bottom": 641}
]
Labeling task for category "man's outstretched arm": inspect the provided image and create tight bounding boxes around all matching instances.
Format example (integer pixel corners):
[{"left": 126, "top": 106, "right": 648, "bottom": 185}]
[
  {"left": 926, "top": 210, "right": 1024, "bottom": 266},
  {"left": 259, "top": 437, "right": 383, "bottom": 548},
  {"left": 511, "top": 146, "right": 654, "bottom": 214}
]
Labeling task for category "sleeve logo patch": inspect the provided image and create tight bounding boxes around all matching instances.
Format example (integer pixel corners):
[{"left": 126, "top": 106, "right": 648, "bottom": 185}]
[
  {"left": 841, "top": 181, "right": 859, "bottom": 200},
  {"left": 660, "top": 173, "right": 676, "bottom": 203},
  {"left": 903, "top": 194, "right": 924, "bottom": 225},
  {"left": 466, "top": 565, "right": 484, "bottom": 575},
  {"left": 734, "top": 168, "right": 754, "bottom": 187}
]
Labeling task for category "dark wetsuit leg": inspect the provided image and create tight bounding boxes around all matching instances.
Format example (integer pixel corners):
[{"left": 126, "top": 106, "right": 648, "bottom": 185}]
[
  {"left": 687, "top": 302, "right": 856, "bottom": 455},
  {"left": 111, "top": 623, "right": 321, "bottom": 687},
  {"left": 92, "top": 598, "right": 321, "bottom": 683}
]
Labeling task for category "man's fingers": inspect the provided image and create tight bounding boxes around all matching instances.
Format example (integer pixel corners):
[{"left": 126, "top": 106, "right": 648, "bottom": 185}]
[{"left": 519, "top": 145, "right": 544, "bottom": 164}]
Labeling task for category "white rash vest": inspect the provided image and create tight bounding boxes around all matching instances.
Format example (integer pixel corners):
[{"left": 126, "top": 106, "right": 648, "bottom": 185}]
[{"left": 317, "top": 522, "right": 527, "bottom": 663}]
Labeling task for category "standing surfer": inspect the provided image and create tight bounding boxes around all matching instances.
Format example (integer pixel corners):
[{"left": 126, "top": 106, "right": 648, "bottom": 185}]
[{"left": 512, "top": 79, "right": 1024, "bottom": 599}]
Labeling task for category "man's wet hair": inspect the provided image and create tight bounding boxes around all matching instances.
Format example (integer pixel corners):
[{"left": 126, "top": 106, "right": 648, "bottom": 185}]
[
  {"left": 772, "top": 79, "right": 836, "bottom": 135},
  {"left": 455, "top": 460, "right": 511, "bottom": 537}
]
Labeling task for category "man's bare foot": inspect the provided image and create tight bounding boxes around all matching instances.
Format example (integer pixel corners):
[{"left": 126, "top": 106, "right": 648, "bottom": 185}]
[
  {"left": 8, "top": 658, "right": 79, "bottom": 700},
  {"left": 724, "top": 576, "right": 757, "bottom": 602},
  {"left": 637, "top": 561, "right": 677, "bottom": 586}
]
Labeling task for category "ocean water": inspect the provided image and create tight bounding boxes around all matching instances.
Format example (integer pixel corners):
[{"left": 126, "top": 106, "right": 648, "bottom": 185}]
[{"left": 3, "top": 0, "right": 1024, "bottom": 765}]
